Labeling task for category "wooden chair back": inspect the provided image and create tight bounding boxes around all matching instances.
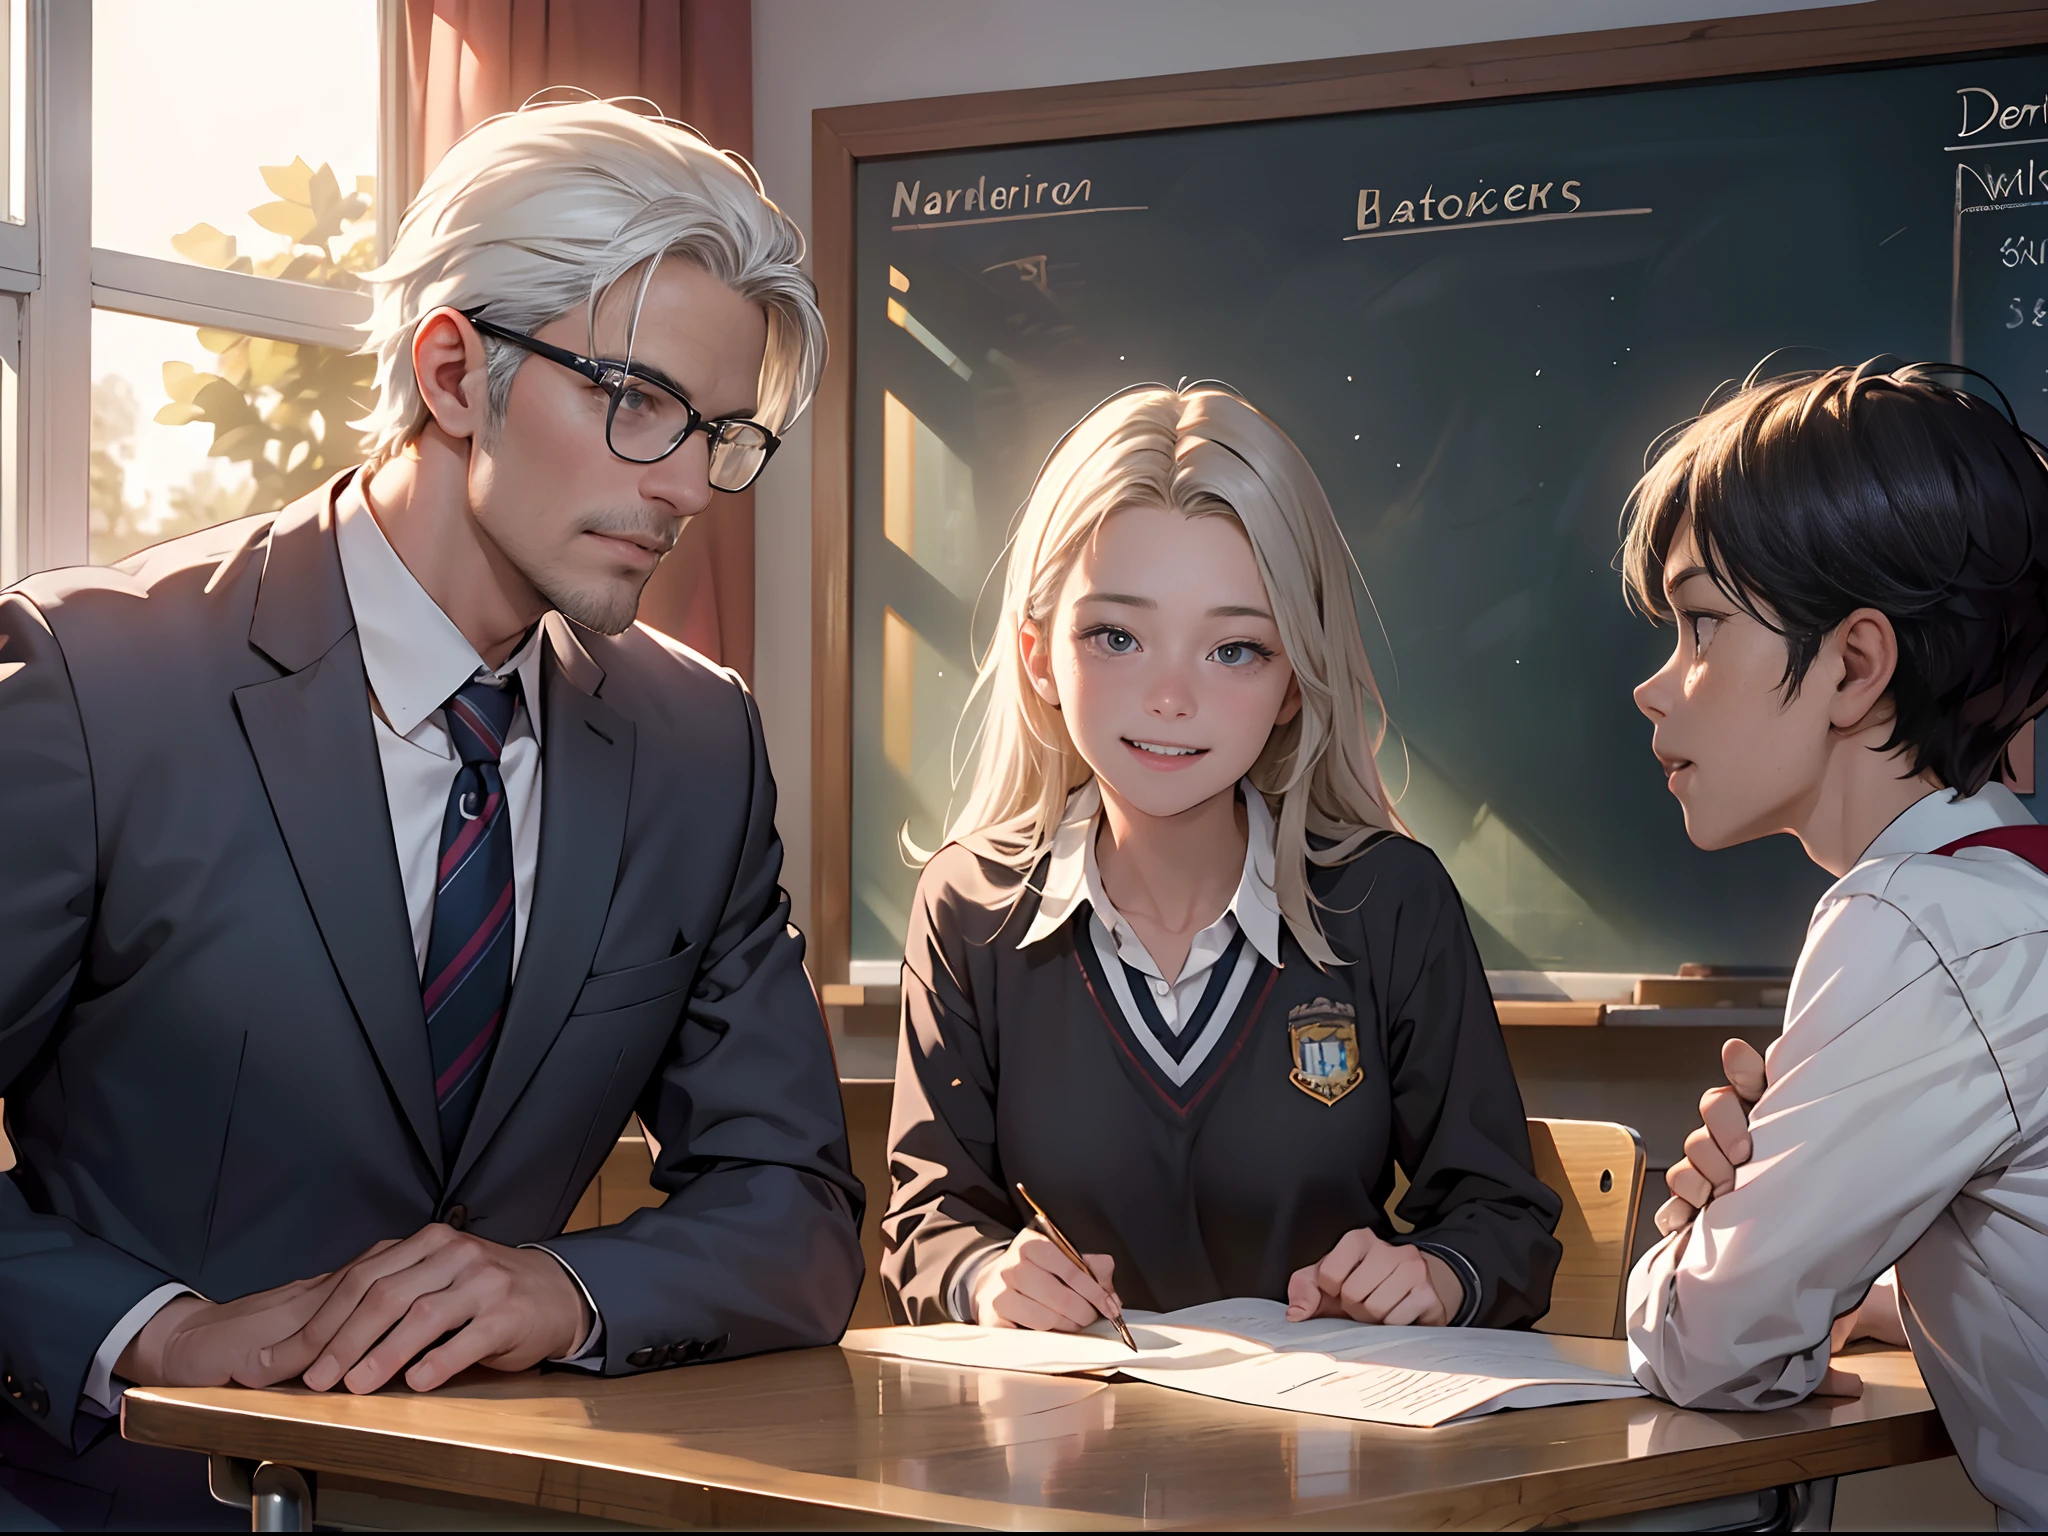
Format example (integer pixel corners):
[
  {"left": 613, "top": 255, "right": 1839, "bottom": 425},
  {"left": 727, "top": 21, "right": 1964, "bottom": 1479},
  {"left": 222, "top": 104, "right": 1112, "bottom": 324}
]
[
  {"left": 839, "top": 1078, "right": 896, "bottom": 1327},
  {"left": 1527, "top": 1117, "right": 1646, "bottom": 1339}
]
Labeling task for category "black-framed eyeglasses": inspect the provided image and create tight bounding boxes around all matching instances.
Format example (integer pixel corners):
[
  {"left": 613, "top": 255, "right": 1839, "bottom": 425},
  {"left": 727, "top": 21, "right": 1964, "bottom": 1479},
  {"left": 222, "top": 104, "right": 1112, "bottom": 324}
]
[{"left": 464, "top": 311, "right": 781, "bottom": 492}]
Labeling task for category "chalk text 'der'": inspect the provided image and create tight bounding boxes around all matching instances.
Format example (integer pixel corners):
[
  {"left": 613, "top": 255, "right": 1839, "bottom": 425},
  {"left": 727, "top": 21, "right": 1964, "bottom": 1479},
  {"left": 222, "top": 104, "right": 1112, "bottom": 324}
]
[{"left": 1957, "top": 86, "right": 2048, "bottom": 141}]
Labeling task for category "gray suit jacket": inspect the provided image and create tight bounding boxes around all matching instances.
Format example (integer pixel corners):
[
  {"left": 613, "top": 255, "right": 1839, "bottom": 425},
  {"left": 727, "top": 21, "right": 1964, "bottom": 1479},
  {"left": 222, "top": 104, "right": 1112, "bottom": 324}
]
[{"left": 0, "top": 478, "right": 863, "bottom": 1449}]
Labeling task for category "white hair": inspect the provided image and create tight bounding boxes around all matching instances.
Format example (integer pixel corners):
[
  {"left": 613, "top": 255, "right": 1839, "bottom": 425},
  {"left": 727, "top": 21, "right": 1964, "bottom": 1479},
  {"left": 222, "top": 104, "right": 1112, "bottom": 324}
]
[
  {"left": 358, "top": 97, "right": 825, "bottom": 465},
  {"left": 942, "top": 384, "right": 1407, "bottom": 967}
]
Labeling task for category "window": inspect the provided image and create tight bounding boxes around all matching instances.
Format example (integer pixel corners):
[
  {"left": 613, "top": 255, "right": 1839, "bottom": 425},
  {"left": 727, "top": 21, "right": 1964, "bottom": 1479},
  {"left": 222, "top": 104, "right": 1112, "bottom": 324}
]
[
  {"left": 89, "top": 311, "right": 371, "bottom": 563},
  {"left": 1, "top": 0, "right": 388, "bottom": 585}
]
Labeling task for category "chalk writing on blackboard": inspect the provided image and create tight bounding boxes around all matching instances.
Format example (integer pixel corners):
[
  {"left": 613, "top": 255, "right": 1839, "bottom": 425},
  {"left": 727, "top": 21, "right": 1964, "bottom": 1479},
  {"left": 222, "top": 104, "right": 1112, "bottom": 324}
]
[
  {"left": 891, "top": 172, "right": 1148, "bottom": 233},
  {"left": 1347, "top": 177, "right": 1651, "bottom": 243},
  {"left": 850, "top": 48, "right": 2048, "bottom": 974},
  {"left": 1952, "top": 80, "right": 2048, "bottom": 422},
  {"left": 1959, "top": 159, "right": 2048, "bottom": 211},
  {"left": 1954, "top": 85, "right": 2048, "bottom": 143}
]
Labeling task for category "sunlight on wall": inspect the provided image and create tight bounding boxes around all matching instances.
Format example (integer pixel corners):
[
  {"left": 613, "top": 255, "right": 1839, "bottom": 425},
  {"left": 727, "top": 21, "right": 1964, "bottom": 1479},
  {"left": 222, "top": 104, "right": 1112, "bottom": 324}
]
[
  {"left": 882, "top": 605, "right": 914, "bottom": 775},
  {"left": 1389, "top": 744, "right": 1632, "bottom": 970},
  {"left": 883, "top": 390, "right": 915, "bottom": 554},
  {"left": 887, "top": 296, "right": 973, "bottom": 381},
  {"left": 880, "top": 390, "right": 981, "bottom": 602},
  {"left": 880, "top": 602, "right": 969, "bottom": 792},
  {"left": 855, "top": 274, "right": 987, "bottom": 961}
]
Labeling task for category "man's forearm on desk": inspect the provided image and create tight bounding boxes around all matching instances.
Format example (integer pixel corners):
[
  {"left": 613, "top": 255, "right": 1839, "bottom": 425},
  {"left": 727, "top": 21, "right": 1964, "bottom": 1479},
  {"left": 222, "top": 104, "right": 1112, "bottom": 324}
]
[
  {"left": 545, "top": 1165, "right": 863, "bottom": 1368},
  {"left": 84, "top": 1282, "right": 194, "bottom": 1412},
  {"left": 0, "top": 1186, "right": 196, "bottom": 1442},
  {"left": 524, "top": 1243, "right": 604, "bottom": 1366}
]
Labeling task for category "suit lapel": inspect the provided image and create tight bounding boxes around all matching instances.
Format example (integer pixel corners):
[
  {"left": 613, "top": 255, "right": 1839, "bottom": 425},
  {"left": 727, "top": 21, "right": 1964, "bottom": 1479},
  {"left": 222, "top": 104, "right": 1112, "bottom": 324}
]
[
  {"left": 448, "top": 617, "right": 633, "bottom": 1191},
  {"left": 235, "top": 480, "right": 443, "bottom": 1178}
]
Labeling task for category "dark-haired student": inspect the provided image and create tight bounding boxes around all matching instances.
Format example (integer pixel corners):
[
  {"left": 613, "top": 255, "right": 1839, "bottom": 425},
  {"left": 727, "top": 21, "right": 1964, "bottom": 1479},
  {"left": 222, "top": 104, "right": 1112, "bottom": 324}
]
[
  {"left": 882, "top": 386, "right": 1560, "bottom": 1333},
  {"left": 1620, "top": 361, "right": 2048, "bottom": 1529}
]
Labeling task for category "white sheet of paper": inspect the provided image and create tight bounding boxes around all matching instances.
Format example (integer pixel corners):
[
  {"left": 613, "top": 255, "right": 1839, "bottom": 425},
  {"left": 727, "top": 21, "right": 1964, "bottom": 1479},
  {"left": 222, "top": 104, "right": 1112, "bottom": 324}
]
[
  {"left": 1143, "top": 1298, "right": 1636, "bottom": 1382},
  {"left": 1123, "top": 1352, "right": 1643, "bottom": 1429},
  {"left": 839, "top": 1321, "right": 1268, "bottom": 1375},
  {"left": 841, "top": 1298, "right": 1646, "bottom": 1428}
]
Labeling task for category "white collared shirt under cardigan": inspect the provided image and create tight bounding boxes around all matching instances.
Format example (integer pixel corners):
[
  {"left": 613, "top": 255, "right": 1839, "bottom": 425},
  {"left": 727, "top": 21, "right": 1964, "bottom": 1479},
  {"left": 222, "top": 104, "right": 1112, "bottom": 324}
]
[{"left": 1627, "top": 782, "right": 2048, "bottom": 1530}]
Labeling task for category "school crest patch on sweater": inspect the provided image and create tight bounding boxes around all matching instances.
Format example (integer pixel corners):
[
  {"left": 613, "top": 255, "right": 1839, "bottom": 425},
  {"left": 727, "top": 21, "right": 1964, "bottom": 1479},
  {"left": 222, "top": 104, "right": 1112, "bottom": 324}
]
[{"left": 1287, "top": 998, "right": 1363, "bottom": 1104}]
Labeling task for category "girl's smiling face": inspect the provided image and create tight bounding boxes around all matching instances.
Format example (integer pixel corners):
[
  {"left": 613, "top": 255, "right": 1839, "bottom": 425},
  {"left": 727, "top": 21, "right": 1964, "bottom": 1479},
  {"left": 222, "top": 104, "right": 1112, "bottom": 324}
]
[{"left": 1020, "top": 503, "right": 1300, "bottom": 820}]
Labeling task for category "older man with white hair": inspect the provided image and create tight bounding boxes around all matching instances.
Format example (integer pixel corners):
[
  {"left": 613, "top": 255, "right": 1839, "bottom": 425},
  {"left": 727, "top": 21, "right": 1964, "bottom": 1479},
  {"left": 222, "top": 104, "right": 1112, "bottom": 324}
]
[{"left": 0, "top": 100, "right": 861, "bottom": 1528}]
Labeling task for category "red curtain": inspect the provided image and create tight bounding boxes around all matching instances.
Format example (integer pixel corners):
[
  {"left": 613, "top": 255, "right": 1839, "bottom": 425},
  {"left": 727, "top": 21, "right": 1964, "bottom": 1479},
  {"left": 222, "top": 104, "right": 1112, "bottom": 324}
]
[{"left": 400, "top": 0, "right": 757, "bottom": 679}]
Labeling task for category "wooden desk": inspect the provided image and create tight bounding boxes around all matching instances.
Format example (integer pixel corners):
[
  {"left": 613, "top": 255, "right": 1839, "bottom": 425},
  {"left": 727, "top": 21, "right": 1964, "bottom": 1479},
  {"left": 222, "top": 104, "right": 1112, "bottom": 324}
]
[{"left": 122, "top": 1341, "right": 1947, "bottom": 1530}]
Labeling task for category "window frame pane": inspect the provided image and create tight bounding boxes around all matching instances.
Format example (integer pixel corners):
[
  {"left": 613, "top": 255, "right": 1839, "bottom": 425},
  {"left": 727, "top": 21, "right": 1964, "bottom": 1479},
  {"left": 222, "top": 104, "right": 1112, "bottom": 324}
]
[
  {"left": 89, "top": 0, "right": 381, "bottom": 288},
  {"left": 88, "top": 306, "right": 373, "bottom": 564},
  {"left": 7, "top": 0, "right": 394, "bottom": 580}
]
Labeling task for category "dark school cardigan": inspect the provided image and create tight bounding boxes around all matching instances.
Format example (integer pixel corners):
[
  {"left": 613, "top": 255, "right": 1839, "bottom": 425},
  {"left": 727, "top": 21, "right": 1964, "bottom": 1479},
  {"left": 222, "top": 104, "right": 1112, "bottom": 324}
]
[{"left": 881, "top": 829, "right": 1563, "bottom": 1326}]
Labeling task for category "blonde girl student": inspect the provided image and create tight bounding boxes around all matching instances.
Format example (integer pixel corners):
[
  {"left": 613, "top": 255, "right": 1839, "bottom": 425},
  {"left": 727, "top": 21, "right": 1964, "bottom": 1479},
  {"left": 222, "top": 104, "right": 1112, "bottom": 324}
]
[{"left": 881, "top": 384, "right": 1562, "bottom": 1333}]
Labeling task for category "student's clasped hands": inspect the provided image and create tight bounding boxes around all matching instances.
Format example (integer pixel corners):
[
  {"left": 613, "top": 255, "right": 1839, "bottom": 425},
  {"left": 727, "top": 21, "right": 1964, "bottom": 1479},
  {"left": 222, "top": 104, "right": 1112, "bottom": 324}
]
[
  {"left": 116, "top": 1223, "right": 590, "bottom": 1394},
  {"left": 1658, "top": 1037, "right": 1907, "bottom": 1390},
  {"left": 1655, "top": 1037, "right": 1769, "bottom": 1236}
]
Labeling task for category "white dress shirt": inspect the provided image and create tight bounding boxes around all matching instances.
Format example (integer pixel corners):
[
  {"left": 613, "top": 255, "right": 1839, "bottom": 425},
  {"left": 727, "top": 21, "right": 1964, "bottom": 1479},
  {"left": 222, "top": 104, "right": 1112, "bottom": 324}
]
[
  {"left": 335, "top": 474, "right": 545, "bottom": 975},
  {"left": 84, "top": 474, "right": 597, "bottom": 1411},
  {"left": 1626, "top": 783, "right": 2048, "bottom": 1530},
  {"left": 1023, "top": 777, "right": 1283, "bottom": 1058}
]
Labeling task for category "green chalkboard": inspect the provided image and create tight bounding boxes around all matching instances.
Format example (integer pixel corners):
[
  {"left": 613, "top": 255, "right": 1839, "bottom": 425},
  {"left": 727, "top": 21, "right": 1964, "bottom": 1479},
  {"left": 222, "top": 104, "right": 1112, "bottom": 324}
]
[{"left": 847, "top": 46, "right": 2048, "bottom": 977}]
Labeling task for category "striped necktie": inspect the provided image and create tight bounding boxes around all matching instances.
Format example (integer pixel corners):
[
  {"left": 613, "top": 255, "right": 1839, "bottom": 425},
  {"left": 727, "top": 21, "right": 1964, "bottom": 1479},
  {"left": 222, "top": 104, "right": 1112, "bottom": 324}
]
[{"left": 421, "top": 673, "right": 521, "bottom": 1160}]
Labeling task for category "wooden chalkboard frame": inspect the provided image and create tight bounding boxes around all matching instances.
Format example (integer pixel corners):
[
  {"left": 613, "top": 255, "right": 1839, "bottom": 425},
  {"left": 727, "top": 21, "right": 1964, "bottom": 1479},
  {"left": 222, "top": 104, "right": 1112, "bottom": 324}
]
[{"left": 807, "top": 0, "right": 2048, "bottom": 991}]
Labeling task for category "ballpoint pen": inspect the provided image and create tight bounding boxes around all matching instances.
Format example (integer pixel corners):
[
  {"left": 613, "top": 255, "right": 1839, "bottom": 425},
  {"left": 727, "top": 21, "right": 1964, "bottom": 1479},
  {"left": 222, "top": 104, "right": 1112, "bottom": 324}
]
[{"left": 1015, "top": 1181, "right": 1138, "bottom": 1351}]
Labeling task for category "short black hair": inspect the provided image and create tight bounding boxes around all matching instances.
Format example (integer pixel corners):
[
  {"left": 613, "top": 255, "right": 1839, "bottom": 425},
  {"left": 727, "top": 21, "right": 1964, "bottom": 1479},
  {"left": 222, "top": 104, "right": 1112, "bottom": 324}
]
[{"left": 1621, "top": 359, "right": 2048, "bottom": 795}]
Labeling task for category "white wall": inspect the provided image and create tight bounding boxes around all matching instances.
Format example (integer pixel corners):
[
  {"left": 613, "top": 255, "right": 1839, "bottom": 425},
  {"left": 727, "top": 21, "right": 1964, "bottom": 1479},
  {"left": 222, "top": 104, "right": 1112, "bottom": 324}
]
[{"left": 750, "top": 0, "right": 1857, "bottom": 940}]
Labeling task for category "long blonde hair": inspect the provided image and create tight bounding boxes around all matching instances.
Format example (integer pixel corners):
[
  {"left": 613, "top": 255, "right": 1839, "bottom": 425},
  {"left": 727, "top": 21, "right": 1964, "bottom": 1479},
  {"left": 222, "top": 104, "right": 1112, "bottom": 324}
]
[{"left": 944, "top": 383, "right": 1405, "bottom": 965}]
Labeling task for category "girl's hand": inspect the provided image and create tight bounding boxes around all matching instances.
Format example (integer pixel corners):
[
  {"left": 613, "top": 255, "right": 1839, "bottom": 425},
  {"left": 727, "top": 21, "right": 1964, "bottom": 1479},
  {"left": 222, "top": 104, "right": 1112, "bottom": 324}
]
[
  {"left": 970, "top": 1228, "right": 1121, "bottom": 1332},
  {"left": 1286, "top": 1229, "right": 1462, "bottom": 1326}
]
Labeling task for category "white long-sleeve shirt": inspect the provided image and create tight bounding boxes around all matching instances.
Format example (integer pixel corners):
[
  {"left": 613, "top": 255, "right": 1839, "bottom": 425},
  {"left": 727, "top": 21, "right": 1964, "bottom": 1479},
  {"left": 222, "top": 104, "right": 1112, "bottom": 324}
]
[
  {"left": 337, "top": 472, "right": 546, "bottom": 975},
  {"left": 1626, "top": 783, "right": 2048, "bottom": 1531}
]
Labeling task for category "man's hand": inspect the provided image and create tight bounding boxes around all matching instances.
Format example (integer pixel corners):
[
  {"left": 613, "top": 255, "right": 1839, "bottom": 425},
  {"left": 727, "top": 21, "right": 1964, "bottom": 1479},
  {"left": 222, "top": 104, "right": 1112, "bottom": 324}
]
[
  {"left": 275, "top": 1224, "right": 590, "bottom": 1393},
  {"left": 1286, "top": 1229, "right": 1462, "bottom": 1327},
  {"left": 970, "top": 1229, "right": 1121, "bottom": 1333},
  {"left": 114, "top": 1253, "right": 387, "bottom": 1388},
  {"left": 1655, "top": 1037, "right": 1767, "bottom": 1236}
]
